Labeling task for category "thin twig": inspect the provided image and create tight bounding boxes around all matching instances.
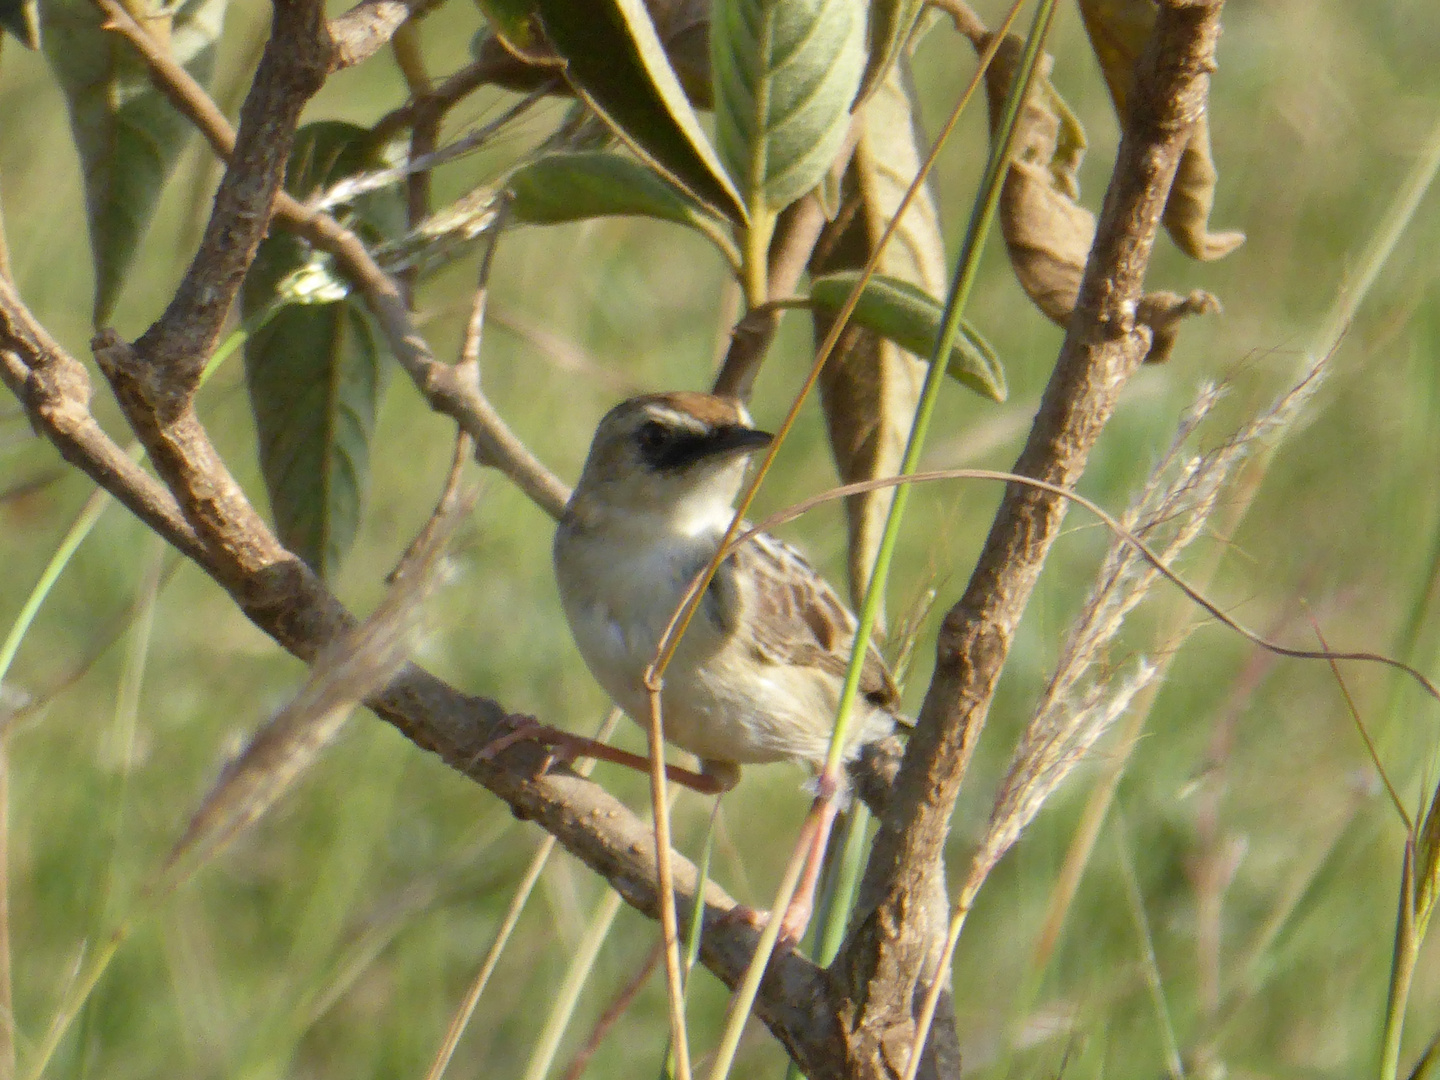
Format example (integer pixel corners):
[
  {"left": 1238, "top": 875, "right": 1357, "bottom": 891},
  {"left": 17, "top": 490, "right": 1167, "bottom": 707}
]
[
  {"left": 317, "top": 88, "right": 551, "bottom": 212},
  {"left": 557, "top": 940, "right": 664, "bottom": 1080},
  {"left": 328, "top": 0, "right": 435, "bottom": 71},
  {"left": 129, "top": 0, "right": 331, "bottom": 390},
  {"left": 369, "top": 56, "right": 505, "bottom": 144},
  {"left": 394, "top": 22, "right": 435, "bottom": 299},
  {"left": 387, "top": 196, "right": 503, "bottom": 582},
  {"left": 93, "top": 0, "right": 569, "bottom": 520}
]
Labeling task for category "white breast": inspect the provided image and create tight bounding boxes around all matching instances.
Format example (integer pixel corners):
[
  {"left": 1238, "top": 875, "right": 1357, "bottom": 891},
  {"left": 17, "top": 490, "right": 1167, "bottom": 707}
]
[
  {"left": 555, "top": 516, "right": 720, "bottom": 724},
  {"left": 554, "top": 511, "right": 895, "bottom": 773}
]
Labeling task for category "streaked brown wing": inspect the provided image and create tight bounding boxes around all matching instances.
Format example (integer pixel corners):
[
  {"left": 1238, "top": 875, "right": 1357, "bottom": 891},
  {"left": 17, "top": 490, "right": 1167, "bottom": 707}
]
[{"left": 722, "top": 532, "right": 902, "bottom": 714}]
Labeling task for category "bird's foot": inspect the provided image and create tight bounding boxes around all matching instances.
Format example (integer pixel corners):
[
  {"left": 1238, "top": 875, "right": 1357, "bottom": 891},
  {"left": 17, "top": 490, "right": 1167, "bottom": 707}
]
[
  {"left": 471, "top": 720, "right": 730, "bottom": 795},
  {"left": 714, "top": 902, "right": 809, "bottom": 950}
]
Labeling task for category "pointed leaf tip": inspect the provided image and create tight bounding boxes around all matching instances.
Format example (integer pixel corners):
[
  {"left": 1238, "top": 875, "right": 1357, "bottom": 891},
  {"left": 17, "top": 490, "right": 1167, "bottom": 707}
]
[{"left": 811, "top": 272, "right": 1007, "bottom": 402}]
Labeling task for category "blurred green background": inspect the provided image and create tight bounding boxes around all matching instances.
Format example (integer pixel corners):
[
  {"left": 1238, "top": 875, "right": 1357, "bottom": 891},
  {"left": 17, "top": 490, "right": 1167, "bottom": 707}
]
[{"left": 3, "top": 1, "right": 1440, "bottom": 1077}]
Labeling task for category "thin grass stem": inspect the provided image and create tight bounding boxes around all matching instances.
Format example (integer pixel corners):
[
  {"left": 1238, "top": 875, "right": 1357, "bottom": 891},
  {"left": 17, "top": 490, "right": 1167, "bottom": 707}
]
[
  {"left": 424, "top": 709, "right": 622, "bottom": 1080},
  {"left": 521, "top": 889, "right": 624, "bottom": 1080},
  {"left": 1115, "top": 821, "right": 1186, "bottom": 1080},
  {"left": 696, "top": 8, "right": 1028, "bottom": 1077},
  {"left": 5, "top": 326, "right": 249, "bottom": 1080},
  {"left": 643, "top": 687, "right": 690, "bottom": 1080}
]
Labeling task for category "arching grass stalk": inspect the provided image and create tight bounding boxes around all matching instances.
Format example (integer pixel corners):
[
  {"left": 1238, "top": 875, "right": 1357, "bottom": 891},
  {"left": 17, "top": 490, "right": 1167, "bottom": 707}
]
[{"left": 704, "top": 4, "right": 1056, "bottom": 1079}]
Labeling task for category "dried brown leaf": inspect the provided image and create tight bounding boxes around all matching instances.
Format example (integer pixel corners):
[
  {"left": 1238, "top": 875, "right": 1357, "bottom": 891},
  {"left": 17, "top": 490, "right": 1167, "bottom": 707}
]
[
  {"left": 811, "top": 59, "right": 945, "bottom": 605},
  {"left": 1077, "top": 0, "right": 1244, "bottom": 260},
  {"left": 997, "top": 157, "right": 1092, "bottom": 327},
  {"left": 982, "top": 31, "right": 1222, "bottom": 362},
  {"left": 982, "top": 34, "right": 1091, "bottom": 328},
  {"left": 1162, "top": 113, "right": 1245, "bottom": 260}
]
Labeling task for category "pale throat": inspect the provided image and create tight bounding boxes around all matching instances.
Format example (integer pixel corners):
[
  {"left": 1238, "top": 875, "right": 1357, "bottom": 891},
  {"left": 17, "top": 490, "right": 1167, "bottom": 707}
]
[{"left": 660, "top": 488, "right": 741, "bottom": 539}]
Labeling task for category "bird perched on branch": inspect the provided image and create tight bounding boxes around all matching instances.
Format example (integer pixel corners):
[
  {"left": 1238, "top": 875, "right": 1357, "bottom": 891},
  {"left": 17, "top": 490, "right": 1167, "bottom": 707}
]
[{"left": 552, "top": 390, "right": 906, "bottom": 938}]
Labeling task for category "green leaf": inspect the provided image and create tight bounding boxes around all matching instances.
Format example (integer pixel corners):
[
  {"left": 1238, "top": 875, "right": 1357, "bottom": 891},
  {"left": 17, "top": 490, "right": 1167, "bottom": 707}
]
[
  {"left": 854, "top": 0, "right": 923, "bottom": 105},
  {"left": 243, "top": 236, "right": 385, "bottom": 579},
  {"left": 41, "top": 0, "right": 227, "bottom": 324},
  {"left": 509, "top": 150, "right": 739, "bottom": 266},
  {"left": 812, "top": 57, "right": 949, "bottom": 604},
  {"left": 536, "top": 0, "right": 743, "bottom": 222},
  {"left": 0, "top": 0, "right": 39, "bottom": 49},
  {"left": 240, "top": 123, "right": 403, "bottom": 578},
  {"left": 711, "top": 0, "right": 865, "bottom": 220},
  {"left": 282, "top": 120, "right": 408, "bottom": 241},
  {"left": 474, "top": 0, "right": 542, "bottom": 51},
  {"left": 810, "top": 272, "right": 1006, "bottom": 402}
]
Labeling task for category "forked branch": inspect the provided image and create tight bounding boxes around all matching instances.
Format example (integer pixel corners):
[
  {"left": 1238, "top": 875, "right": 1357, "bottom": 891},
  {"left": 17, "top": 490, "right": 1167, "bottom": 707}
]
[{"left": 836, "top": 2, "right": 1230, "bottom": 1074}]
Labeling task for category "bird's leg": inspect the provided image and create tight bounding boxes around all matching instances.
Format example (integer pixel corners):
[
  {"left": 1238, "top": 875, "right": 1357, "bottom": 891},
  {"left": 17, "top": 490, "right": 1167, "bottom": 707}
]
[
  {"left": 473, "top": 718, "right": 730, "bottom": 795},
  {"left": 778, "top": 772, "right": 844, "bottom": 944},
  {"left": 716, "top": 772, "right": 844, "bottom": 946}
]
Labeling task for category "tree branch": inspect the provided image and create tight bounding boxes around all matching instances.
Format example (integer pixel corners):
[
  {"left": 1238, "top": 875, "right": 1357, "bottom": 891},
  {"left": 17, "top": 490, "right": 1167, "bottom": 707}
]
[
  {"left": 0, "top": 262, "right": 863, "bottom": 1078},
  {"left": 130, "top": 0, "right": 333, "bottom": 393},
  {"left": 369, "top": 55, "right": 512, "bottom": 145},
  {"left": 0, "top": 279, "right": 206, "bottom": 569},
  {"left": 329, "top": 0, "right": 436, "bottom": 71},
  {"left": 837, "top": 2, "right": 1228, "bottom": 1073},
  {"left": 95, "top": 0, "right": 569, "bottom": 520}
]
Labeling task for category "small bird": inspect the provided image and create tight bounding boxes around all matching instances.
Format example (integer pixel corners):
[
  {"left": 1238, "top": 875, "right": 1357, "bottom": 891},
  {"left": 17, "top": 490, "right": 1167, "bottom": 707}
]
[{"left": 553, "top": 391, "right": 906, "bottom": 937}]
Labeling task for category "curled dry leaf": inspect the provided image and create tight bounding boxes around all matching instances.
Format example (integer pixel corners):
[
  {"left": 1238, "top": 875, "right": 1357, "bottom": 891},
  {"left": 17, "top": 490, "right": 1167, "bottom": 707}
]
[
  {"left": 982, "top": 33, "right": 1091, "bottom": 328},
  {"left": 1077, "top": 0, "right": 1244, "bottom": 261},
  {"left": 981, "top": 32, "right": 1221, "bottom": 363},
  {"left": 811, "top": 59, "right": 946, "bottom": 605},
  {"left": 1135, "top": 289, "right": 1221, "bottom": 366}
]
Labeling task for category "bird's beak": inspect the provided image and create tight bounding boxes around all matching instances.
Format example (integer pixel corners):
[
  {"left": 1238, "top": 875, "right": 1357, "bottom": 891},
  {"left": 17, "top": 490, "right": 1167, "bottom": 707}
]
[{"left": 707, "top": 425, "right": 774, "bottom": 458}]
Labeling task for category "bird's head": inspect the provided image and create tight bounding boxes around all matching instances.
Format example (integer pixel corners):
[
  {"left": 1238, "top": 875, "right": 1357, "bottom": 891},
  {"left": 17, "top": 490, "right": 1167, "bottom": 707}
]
[{"left": 570, "top": 392, "right": 774, "bottom": 534}]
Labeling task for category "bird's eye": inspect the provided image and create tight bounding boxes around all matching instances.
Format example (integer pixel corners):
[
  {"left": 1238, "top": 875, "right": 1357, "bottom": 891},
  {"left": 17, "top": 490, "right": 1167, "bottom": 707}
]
[{"left": 636, "top": 421, "right": 670, "bottom": 452}]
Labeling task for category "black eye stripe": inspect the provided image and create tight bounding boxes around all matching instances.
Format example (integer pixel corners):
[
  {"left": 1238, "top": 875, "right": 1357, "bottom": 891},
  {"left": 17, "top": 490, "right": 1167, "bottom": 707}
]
[
  {"left": 633, "top": 418, "right": 771, "bottom": 471},
  {"left": 637, "top": 427, "right": 718, "bottom": 470}
]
